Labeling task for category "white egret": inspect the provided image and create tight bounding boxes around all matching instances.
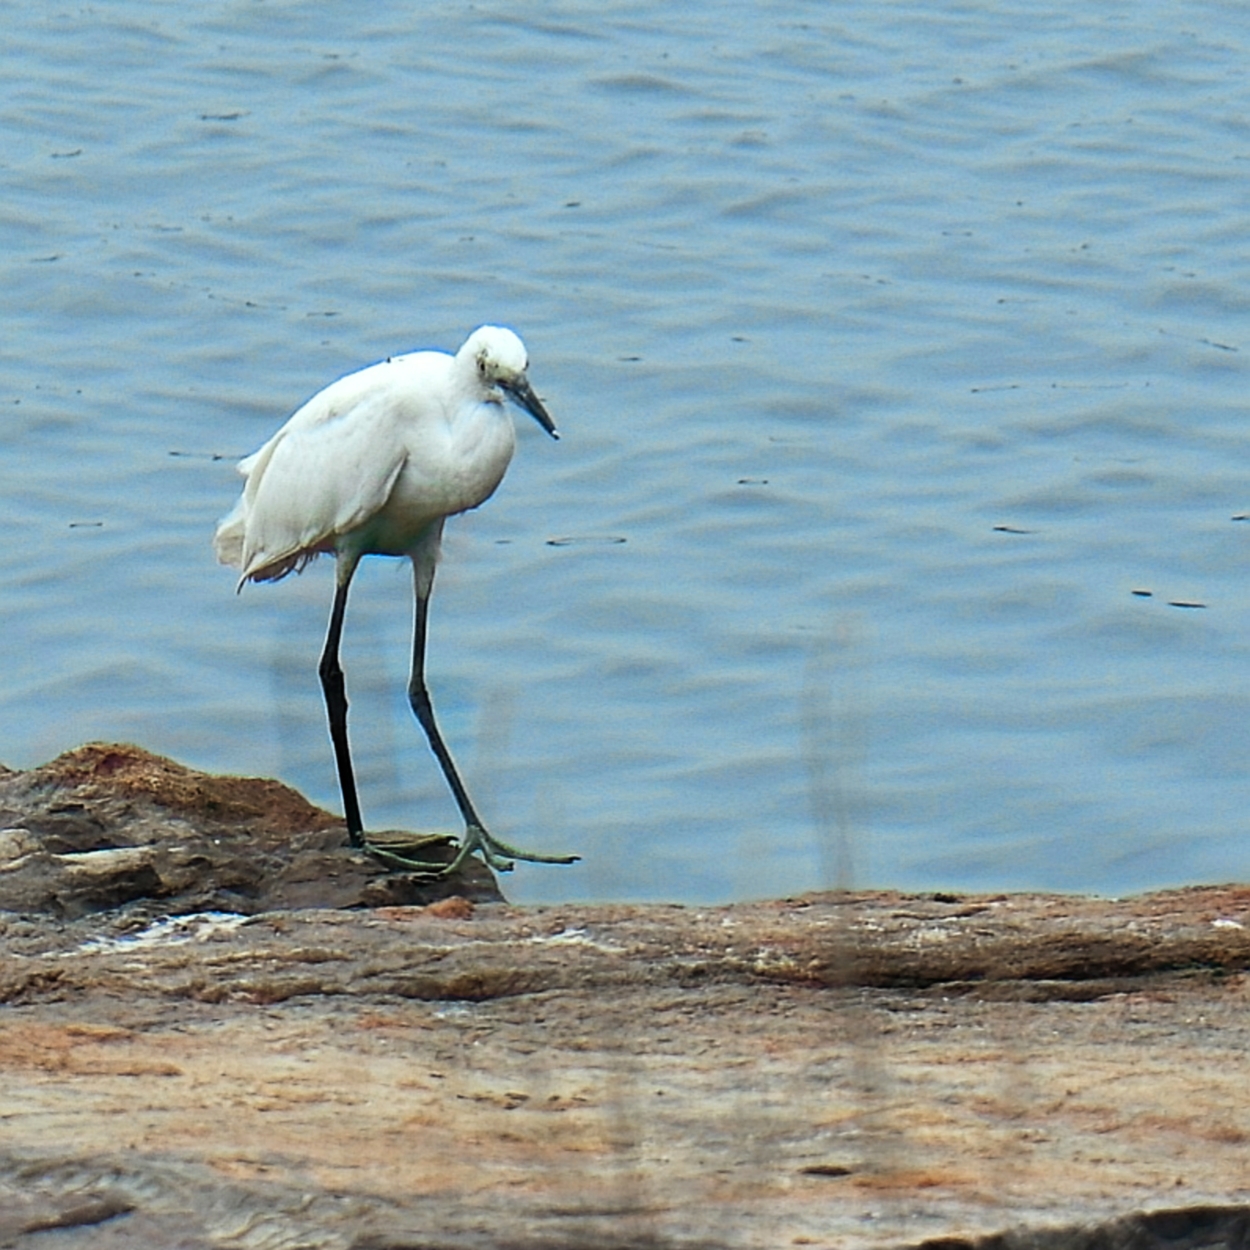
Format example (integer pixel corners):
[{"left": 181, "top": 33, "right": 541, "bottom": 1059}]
[{"left": 214, "top": 325, "right": 578, "bottom": 878}]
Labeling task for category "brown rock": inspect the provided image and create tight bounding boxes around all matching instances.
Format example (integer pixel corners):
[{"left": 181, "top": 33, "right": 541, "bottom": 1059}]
[{"left": 0, "top": 742, "right": 502, "bottom": 916}]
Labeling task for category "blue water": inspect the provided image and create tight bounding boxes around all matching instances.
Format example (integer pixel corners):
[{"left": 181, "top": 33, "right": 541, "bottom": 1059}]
[{"left": 3, "top": 1, "right": 1249, "bottom": 903}]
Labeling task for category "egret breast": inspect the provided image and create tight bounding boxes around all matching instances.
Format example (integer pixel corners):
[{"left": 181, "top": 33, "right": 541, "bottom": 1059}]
[{"left": 356, "top": 397, "right": 518, "bottom": 557}]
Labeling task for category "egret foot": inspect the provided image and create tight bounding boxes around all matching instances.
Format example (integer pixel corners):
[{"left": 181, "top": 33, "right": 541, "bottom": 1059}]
[
  {"left": 360, "top": 831, "right": 459, "bottom": 873},
  {"left": 442, "top": 824, "right": 581, "bottom": 878},
  {"left": 361, "top": 827, "right": 579, "bottom": 878}
]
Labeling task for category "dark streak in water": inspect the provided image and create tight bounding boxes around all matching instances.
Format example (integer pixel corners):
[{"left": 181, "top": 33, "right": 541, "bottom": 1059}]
[{"left": 546, "top": 535, "right": 628, "bottom": 547}]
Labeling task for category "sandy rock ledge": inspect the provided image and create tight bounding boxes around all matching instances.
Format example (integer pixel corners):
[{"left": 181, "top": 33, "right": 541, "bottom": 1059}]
[{"left": 0, "top": 744, "right": 1248, "bottom": 1249}]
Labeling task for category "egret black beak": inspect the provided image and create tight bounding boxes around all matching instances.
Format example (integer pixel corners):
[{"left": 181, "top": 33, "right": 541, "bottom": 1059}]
[{"left": 502, "top": 375, "right": 560, "bottom": 440}]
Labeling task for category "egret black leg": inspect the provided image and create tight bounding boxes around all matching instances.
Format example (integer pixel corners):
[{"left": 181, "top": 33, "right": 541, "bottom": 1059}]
[
  {"left": 407, "top": 587, "right": 489, "bottom": 831},
  {"left": 398, "top": 573, "right": 579, "bottom": 877},
  {"left": 318, "top": 563, "right": 365, "bottom": 846}
]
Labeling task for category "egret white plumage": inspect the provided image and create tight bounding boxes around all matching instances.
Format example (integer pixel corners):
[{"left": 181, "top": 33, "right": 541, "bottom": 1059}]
[{"left": 214, "top": 325, "right": 578, "bottom": 877}]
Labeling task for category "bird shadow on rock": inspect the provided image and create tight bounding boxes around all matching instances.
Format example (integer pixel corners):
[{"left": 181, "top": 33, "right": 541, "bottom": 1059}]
[{"left": 0, "top": 742, "right": 502, "bottom": 920}]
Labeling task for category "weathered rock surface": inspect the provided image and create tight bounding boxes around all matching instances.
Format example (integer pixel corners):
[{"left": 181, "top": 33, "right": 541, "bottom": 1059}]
[
  {"left": 0, "top": 742, "right": 501, "bottom": 916},
  {"left": 1, "top": 745, "right": 1248, "bottom": 1249}
]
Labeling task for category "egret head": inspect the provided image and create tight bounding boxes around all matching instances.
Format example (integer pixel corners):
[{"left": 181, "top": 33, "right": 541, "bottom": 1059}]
[{"left": 461, "top": 325, "right": 559, "bottom": 439}]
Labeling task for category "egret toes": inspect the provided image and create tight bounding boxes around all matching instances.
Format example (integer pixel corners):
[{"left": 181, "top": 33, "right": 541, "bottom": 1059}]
[{"left": 361, "top": 826, "right": 579, "bottom": 878}]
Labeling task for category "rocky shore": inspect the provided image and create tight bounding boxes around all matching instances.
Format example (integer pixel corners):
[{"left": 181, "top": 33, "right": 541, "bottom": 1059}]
[{"left": 1, "top": 744, "right": 1248, "bottom": 1248}]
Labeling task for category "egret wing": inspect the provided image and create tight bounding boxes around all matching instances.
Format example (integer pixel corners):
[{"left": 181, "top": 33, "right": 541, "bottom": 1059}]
[{"left": 236, "top": 383, "right": 410, "bottom": 581}]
